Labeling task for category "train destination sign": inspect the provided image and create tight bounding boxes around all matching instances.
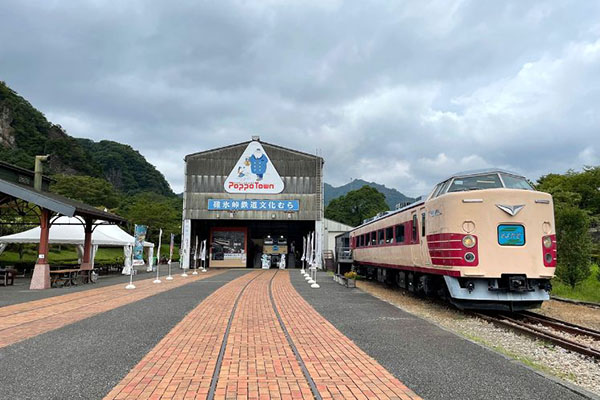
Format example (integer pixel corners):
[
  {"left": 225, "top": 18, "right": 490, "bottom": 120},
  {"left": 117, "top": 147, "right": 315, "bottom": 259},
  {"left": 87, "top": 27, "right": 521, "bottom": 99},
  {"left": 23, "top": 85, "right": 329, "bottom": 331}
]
[
  {"left": 224, "top": 140, "right": 284, "bottom": 194},
  {"left": 208, "top": 199, "right": 299, "bottom": 211}
]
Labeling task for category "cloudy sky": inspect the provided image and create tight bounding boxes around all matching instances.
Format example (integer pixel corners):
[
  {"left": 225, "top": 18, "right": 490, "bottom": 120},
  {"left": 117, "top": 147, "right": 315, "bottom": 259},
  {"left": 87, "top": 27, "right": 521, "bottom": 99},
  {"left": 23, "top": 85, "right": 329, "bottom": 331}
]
[{"left": 1, "top": 0, "right": 599, "bottom": 196}]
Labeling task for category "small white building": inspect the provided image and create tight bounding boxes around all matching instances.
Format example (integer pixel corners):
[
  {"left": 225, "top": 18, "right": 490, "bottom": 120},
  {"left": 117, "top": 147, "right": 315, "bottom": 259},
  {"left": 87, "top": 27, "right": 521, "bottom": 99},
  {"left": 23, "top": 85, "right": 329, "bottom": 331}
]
[{"left": 323, "top": 218, "right": 353, "bottom": 256}]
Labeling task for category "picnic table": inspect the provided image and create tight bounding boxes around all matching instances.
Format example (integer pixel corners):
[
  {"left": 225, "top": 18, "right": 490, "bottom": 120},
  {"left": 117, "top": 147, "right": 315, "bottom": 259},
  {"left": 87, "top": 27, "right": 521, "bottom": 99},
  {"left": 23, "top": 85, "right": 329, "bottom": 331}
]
[
  {"left": 0, "top": 268, "right": 17, "bottom": 286},
  {"left": 50, "top": 269, "right": 80, "bottom": 288}
]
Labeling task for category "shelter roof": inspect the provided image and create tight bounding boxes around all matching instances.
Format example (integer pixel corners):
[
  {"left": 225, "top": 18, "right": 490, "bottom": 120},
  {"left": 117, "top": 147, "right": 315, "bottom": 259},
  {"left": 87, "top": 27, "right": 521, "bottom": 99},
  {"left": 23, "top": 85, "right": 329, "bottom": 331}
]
[
  {"left": 0, "top": 178, "right": 126, "bottom": 223},
  {"left": 0, "top": 216, "right": 152, "bottom": 247}
]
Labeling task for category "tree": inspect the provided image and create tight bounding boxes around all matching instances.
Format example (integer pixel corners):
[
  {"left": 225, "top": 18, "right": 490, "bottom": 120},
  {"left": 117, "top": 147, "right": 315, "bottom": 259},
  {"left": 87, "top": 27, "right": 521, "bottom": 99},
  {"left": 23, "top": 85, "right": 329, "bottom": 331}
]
[
  {"left": 554, "top": 205, "right": 592, "bottom": 288},
  {"left": 118, "top": 192, "right": 181, "bottom": 242},
  {"left": 537, "top": 170, "right": 596, "bottom": 288},
  {"left": 51, "top": 174, "right": 120, "bottom": 209},
  {"left": 325, "top": 185, "right": 388, "bottom": 227}
]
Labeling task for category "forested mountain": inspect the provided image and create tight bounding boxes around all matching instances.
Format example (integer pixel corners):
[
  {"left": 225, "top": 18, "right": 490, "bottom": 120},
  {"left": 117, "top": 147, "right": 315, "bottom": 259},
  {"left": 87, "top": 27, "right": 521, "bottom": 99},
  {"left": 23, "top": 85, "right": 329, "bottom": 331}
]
[
  {"left": 325, "top": 179, "right": 414, "bottom": 210},
  {"left": 0, "top": 81, "right": 173, "bottom": 196}
]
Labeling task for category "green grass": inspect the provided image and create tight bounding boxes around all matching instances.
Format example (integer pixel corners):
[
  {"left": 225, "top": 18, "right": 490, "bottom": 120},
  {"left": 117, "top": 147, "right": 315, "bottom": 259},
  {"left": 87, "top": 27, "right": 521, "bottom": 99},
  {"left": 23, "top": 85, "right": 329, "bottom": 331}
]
[{"left": 551, "top": 264, "right": 600, "bottom": 303}]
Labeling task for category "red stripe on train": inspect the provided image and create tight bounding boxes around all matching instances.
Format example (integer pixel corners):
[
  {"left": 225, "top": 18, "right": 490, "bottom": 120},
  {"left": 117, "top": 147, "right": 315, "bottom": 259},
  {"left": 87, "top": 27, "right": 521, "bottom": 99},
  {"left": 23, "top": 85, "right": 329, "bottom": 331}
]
[{"left": 356, "top": 261, "right": 462, "bottom": 277}]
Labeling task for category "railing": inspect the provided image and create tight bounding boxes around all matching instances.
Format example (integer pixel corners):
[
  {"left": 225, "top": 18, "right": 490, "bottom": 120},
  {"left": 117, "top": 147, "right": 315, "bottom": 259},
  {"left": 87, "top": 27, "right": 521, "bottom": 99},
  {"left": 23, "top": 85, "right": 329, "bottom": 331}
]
[{"left": 336, "top": 247, "right": 353, "bottom": 262}]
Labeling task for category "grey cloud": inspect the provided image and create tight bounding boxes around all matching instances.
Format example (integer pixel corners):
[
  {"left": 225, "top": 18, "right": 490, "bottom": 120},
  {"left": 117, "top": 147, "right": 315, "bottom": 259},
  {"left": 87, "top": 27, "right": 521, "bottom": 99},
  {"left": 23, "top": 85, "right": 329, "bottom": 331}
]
[{"left": 1, "top": 0, "right": 599, "bottom": 197}]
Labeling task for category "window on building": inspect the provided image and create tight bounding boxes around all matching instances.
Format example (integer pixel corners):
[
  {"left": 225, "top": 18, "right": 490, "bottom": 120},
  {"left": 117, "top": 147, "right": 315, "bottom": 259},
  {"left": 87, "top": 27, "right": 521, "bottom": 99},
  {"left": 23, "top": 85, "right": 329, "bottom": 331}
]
[
  {"left": 395, "top": 224, "right": 405, "bottom": 243},
  {"left": 385, "top": 226, "right": 394, "bottom": 244},
  {"left": 412, "top": 214, "right": 418, "bottom": 242}
]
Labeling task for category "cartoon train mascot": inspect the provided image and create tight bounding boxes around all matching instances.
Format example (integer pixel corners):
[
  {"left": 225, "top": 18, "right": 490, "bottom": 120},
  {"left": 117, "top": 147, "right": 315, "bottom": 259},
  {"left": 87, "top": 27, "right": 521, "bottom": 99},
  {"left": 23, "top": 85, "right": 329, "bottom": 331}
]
[{"left": 249, "top": 148, "right": 268, "bottom": 181}]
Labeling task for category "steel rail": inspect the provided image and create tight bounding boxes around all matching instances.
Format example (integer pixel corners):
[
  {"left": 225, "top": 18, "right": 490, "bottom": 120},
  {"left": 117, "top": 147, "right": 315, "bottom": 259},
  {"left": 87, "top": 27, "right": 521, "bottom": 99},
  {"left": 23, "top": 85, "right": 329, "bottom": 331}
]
[
  {"left": 518, "top": 311, "right": 600, "bottom": 340},
  {"left": 207, "top": 271, "right": 264, "bottom": 400},
  {"left": 268, "top": 270, "right": 323, "bottom": 400},
  {"left": 474, "top": 312, "right": 600, "bottom": 360}
]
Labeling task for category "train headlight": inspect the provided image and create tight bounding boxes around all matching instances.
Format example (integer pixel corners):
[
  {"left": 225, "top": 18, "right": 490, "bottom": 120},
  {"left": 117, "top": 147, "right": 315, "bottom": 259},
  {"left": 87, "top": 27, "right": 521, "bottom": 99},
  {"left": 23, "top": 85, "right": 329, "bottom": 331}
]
[
  {"left": 543, "top": 236, "right": 552, "bottom": 249},
  {"left": 462, "top": 235, "right": 476, "bottom": 248},
  {"left": 545, "top": 253, "right": 553, "bottom": 264},
  {"left": 464, "top": 252, "right": 476, "bottom": 263}
]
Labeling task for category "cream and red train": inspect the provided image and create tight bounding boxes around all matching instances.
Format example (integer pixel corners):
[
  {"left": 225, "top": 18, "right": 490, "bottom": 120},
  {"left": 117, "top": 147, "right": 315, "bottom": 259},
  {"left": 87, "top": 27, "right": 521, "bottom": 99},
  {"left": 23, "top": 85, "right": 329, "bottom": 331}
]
[{"left": 349, "top": 169, "right": 556, "bottom": 311}]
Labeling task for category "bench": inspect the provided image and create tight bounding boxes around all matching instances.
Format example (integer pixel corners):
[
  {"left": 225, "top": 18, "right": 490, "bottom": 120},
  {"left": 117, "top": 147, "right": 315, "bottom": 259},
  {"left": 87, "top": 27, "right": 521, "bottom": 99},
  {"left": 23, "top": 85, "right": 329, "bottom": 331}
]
[
  {"left": 50, "top": 269, "right": 80, "bottom": 288},
  {"left": 0, "top": 268, "right": 17, "bottom": 286}
]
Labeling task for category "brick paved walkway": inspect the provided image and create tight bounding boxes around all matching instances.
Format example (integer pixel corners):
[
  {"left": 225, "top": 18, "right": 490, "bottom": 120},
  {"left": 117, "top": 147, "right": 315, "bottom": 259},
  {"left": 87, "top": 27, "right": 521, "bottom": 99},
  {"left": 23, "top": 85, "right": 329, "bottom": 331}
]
[
  {"left": 105, "top": 270, "right": 421, "bottom": 400},
  {"left": 0, "top": 270, "right": 223, "bottom": 348}
]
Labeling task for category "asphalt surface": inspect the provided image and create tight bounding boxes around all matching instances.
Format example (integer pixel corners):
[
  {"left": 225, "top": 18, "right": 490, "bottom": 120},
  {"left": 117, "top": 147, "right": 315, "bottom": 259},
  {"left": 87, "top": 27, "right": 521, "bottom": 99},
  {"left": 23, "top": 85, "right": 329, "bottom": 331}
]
[
  {"left": 292, "top": 271, "right": 592, "bottom": 400},
  {"left": 0, "top": 269, "right": 250, "bottom": 400},
  {"left": 0, "top": 263, "right": 185, "bottom": 307}
]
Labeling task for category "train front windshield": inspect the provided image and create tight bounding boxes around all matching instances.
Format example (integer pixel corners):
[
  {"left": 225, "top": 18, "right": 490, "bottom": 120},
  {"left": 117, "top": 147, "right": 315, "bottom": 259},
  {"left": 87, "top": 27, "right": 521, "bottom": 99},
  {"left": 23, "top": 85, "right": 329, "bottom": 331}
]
[
  {"left": 445, "top": 173, "right": 534, "bottom": 193},
  {"left": 447, "top": 174, "right": 502, "bottom": 192}
]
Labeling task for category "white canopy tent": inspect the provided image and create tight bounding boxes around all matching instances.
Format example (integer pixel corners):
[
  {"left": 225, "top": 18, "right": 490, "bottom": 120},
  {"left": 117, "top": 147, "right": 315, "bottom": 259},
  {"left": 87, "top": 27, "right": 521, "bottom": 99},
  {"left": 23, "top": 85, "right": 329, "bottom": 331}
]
[{"left": 0, "top": 216, "right": 154, "bottom": 272}]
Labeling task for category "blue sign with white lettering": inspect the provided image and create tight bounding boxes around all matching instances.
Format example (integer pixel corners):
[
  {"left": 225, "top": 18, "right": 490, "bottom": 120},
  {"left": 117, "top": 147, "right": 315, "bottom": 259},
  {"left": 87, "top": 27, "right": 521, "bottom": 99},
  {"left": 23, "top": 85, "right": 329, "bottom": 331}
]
[
  {"left": 498, "top": 224, "right": 525, "bottom": 246},
  {"left": 208, "top": 199, "right": 299, "bottom": 211}
]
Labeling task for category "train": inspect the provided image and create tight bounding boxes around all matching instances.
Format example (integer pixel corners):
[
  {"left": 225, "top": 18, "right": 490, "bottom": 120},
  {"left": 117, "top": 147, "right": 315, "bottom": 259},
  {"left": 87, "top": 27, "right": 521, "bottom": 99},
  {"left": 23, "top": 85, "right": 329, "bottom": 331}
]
[{"left": 344, "top": 169, "right": 556, "bottom": 311}]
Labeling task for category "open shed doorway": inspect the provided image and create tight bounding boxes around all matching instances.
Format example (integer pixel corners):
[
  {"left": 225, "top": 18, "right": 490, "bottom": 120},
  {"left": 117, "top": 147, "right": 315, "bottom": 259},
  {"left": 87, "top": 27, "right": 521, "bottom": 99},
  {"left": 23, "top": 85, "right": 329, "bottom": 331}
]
[{"left": 191, "top": 220, "right": 315, "bottom": 268}]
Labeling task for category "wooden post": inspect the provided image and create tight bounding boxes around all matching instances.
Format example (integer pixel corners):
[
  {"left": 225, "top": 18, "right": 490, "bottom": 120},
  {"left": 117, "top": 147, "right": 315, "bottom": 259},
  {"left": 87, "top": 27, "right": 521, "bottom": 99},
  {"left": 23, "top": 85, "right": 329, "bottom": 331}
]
[
  {"left": 81, "top": 218, "right": 93, "bottom": 270},
  {"left": 30, "top": 208, "right": 51, "bottom": 289}
]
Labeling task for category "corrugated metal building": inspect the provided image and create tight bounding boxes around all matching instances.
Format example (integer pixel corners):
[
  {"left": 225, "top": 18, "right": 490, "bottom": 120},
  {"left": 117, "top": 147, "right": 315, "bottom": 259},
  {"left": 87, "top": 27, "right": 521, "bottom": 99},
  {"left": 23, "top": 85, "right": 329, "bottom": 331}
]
[{"left": 182, "top": 137, "right": 324, "bottom": 269}]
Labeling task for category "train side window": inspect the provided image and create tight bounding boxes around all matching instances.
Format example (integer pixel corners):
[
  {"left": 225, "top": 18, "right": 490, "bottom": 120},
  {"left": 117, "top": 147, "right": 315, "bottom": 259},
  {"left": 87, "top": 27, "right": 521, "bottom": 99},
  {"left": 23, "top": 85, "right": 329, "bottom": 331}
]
[
  {"left": 412, "top": 214, "right": 418, "bottom": 242},
  {"left": 395, "top": 224, "right": 405, "bottom": 243},
  {"left": 385, "top": 227, "right": 393, "bottom": 244},
  {"left": 421, "top": 213, "right": 426, "bottom": 237},
  {"left": 378, "top": 229, "right": 384, "bottom": 245},
  {"left": 370, "top": 231, "right": 376, "bottom": 245},
  {"left": 362, "top": 234, "right": 366, "bottom": 247}
]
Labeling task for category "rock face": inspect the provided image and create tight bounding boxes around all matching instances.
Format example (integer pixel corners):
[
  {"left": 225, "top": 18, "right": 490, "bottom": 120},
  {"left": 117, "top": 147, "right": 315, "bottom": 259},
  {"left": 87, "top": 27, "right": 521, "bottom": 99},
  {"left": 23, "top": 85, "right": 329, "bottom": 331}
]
[{"left": 0, "top": 105, "right": 16, "bottom": 148}]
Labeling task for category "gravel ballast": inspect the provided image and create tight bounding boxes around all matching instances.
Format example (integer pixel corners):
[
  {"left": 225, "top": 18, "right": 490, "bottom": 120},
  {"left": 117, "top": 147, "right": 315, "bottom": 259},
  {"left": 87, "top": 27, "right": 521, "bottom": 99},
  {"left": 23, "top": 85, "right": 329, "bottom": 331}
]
[
  {"left": 355, "top": 279, "right": 600, "bottom": 397},
  {"left": 292, "top": 272, "right": 596, "bottom": 400}
]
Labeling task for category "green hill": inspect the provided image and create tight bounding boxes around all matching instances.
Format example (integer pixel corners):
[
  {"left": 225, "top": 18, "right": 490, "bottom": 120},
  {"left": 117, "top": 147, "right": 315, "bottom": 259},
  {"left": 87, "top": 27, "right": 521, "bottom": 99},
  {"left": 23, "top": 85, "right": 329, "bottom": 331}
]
[
  {"left": 325, "top": 179, "right": 415, "bottom": 210},
  {"left": 0, "top": 81, "right": 173, "bottom": 196}
]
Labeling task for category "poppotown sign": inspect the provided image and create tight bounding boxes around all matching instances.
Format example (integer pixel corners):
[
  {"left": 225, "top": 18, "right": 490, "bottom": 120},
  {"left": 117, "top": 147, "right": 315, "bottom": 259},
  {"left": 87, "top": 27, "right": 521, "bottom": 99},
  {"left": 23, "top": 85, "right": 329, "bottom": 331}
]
[{"left": 224, "top": 141, "right": 285, "bottom": 194}]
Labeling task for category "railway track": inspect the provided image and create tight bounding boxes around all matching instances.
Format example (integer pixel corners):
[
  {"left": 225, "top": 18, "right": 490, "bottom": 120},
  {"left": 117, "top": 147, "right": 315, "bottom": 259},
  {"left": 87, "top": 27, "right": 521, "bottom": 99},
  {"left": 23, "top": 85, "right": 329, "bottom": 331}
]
[{"left": 474, "top": 311, "right": 600, "bottom": 360}]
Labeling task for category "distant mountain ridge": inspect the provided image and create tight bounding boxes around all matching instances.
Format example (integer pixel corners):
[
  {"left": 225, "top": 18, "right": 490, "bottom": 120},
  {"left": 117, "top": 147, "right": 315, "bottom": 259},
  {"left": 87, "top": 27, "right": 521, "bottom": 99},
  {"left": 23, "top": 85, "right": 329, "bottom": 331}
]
[
  {"left": 0, "top": 81, "right": 174, "bottom": 197},
  {"left": 325, "top": 179, "right": 415, "bottom": 210}
]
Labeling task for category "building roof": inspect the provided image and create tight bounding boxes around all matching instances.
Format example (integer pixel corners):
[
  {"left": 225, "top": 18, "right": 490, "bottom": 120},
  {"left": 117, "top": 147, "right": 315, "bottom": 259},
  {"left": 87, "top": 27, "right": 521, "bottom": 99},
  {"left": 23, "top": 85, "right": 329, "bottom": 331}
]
[
  {"left": 0, "top": 216, "right": 151, "bottom": 247},
  {"left": 324, "top": 218, "right": 354, "bottom": 232},
  {"left": 0, "top": 178, "right": 126, "bottom": 223},
  {"left": 184, "top": 139, "right": 324, "bottom": 163}
]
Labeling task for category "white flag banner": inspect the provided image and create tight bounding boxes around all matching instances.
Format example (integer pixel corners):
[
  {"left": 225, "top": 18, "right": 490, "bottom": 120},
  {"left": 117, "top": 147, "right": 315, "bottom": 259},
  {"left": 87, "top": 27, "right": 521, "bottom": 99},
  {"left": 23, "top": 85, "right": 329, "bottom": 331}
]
[
  {"left": 311, "top": 231, "right": 316, "bottom": 267},
  {"left": 301, "top": 236, "right": 306, "bottom": 261},
  {"left": 200, "top": 239, "right": 207, "bottom": 260}
]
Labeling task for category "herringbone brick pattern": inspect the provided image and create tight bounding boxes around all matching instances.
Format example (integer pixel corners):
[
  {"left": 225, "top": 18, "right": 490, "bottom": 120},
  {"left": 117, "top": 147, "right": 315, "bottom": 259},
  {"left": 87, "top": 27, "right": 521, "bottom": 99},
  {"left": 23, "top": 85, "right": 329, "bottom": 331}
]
[
  {"left": 0, "top": 270, "right": 223, "bottom": 348},
  {"left": 104, "top": 270, "right": 421, "bottom": 400},
  {"left": 214, "top": 271, "right": 313, "bottom": 400},
  {"left": 272, "top": 272, "right": 421, "bottom": 400},
  {"left": 104, "top": 271, "right": 260, "bottom": 400}
]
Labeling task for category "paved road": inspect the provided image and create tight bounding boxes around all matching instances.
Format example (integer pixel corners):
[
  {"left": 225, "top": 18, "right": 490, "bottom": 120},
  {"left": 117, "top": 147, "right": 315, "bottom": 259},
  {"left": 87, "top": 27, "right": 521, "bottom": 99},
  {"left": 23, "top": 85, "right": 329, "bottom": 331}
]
[
  {"left": 0, "top": 264, "right": 184, "bottom": 307},
  {"left": 0, "top": 269, "right": 248, "bottom": 400},
  {"left": 292, "top": 271, "right": 592, "bottom": 400}
]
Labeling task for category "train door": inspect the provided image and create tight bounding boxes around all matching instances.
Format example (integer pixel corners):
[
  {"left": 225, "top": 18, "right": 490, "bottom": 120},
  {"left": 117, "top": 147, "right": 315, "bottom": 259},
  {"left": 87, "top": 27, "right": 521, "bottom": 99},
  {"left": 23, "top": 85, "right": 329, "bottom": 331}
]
[
  {"left": 410, "top": 211, "right": 421, "bottom": 266},
  {"left": 419, "top": 207, "right": 431, "bottom": 266}
]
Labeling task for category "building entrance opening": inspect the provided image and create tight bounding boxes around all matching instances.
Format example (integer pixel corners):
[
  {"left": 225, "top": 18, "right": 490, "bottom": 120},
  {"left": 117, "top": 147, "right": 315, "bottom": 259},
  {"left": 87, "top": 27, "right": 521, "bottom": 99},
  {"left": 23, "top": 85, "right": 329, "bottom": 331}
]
[{"left": 192, "top": 220, "right": 314, "bottom": 269}]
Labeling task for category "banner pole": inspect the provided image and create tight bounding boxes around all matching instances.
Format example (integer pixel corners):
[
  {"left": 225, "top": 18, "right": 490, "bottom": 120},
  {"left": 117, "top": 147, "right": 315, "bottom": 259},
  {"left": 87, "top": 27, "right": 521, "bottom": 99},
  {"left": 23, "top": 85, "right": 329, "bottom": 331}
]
[
  {"left": 125, "top": 250, "right": 135, "bottom": 289},
  {"left": 154, "top": 229, "right": 162, "bottom": 284}
]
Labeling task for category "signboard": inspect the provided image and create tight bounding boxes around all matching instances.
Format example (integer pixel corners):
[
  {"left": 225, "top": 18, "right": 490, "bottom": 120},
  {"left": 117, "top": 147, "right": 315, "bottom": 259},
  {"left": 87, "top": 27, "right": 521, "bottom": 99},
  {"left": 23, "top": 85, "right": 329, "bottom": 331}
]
[
  {"left": 211, "top": 227, "right": 247, "bottom": 268},
  {"left": 208, "top": 199, "right": 299, "bottom": 211},
  {"left": 133, "top": 224, "right": 147, "bottom": 266},
  {"left": 224, "top": 141, "right": 284, "bottom": 194}
]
